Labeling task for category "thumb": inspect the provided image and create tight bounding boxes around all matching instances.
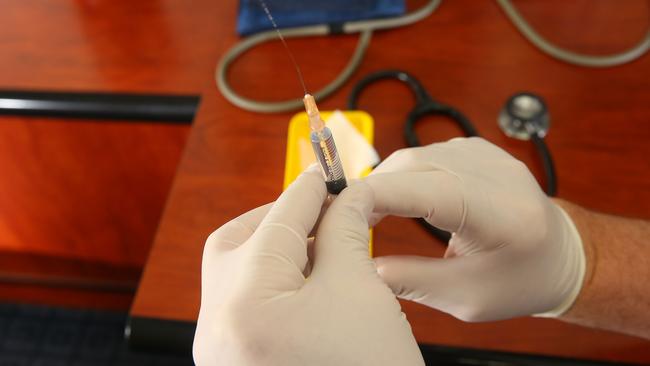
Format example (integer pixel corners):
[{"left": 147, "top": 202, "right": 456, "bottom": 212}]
[
  {"left": 374, "top": 255, "right": 488, "bottom": 321},
  {"left": 311, "top": 181, "right": 375, "bottom": 278}
]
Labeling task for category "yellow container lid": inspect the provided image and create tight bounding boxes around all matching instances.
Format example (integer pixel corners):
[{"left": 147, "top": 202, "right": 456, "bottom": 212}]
[
  {"left": 284, "top": 110, "right": 375, "bottom": 189},
  {"left": 284, "top": 110, "right": 375, "bottom": 256}
]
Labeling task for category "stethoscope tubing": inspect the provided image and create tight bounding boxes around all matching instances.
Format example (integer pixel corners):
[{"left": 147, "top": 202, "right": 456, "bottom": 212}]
[{"left": 217, "top": 0, "right": 442, "bottom": 113}]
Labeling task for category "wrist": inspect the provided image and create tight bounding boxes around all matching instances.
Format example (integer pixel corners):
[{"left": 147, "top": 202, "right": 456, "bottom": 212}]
[
  {"left": 551, "top": 199, "right": 599, "bottom": 322},
  {"left": 534, "top": 199, "right": 588, "bottom": 318}
]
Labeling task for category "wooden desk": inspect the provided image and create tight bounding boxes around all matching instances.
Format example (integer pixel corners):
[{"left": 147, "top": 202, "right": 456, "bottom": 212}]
[
  {"left": 0, "top": 0, "right": 225, "bottom": 267},
  {"left": 131, "top": 0, "right": 650, "bottom": 362},
  {"left": 0, "top": 0, "right": 232, "bottom": 310}
]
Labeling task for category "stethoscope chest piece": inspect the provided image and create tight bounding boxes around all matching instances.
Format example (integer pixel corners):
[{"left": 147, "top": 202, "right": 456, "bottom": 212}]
[{"left": 498, "top": 92, "right": 550, "bottom": 140}]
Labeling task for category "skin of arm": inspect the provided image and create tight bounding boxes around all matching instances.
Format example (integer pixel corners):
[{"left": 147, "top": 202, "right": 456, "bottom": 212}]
[{"left": 554, "top": 199, "right": 650, "bottom": 339}]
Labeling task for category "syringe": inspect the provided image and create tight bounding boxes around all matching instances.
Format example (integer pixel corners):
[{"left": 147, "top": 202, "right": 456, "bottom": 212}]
[{"left": 303, "top": 94, "right": 347, "bottom": 194}]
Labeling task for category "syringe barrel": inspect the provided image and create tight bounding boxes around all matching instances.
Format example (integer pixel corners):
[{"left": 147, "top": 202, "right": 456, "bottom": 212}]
[{"left": 310, "top": 127, "right": 347, "bottom": 194}]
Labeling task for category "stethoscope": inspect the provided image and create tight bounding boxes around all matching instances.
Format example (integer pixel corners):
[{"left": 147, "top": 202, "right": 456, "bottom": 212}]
[
  {"left": 347, "top": 69, "right": 556, "bottom": 243},
  {"left": 217, "top": 0, "right": 442, "bottom": 113},
  {"left": 217, "top": 0, "right": 650, "bottom": 114}
]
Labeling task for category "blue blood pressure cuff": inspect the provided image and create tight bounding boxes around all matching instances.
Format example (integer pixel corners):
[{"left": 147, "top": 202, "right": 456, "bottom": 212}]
[{"left": 237, "top": 0, "right": 405, "bottom": 36}]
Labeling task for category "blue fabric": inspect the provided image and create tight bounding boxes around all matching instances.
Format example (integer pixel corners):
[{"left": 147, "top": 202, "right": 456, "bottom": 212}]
[{"left": 237, "top": 0, "right": 405, "bottom": 36}]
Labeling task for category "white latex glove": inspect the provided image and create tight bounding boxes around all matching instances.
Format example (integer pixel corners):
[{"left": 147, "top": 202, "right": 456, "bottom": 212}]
[
  {"left": 365, "top": 137, "right": 585, "bottom": 321},
  {"left": 193, "top": 166, "right": 424, "bottom": 366}
]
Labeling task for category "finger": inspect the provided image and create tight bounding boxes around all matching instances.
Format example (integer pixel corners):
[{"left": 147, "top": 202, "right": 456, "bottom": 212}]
[
  {"left": 372, "top": 138, "right": 510, "bottom": 176},
  {"left": 206, "top": 203, "right": 273, "bottom": 252},
  {"left": 374, "top": 255, "right": 490, "bottom": 321},
  {"left": 311, "top": 181, "right": 375, "bottom": 278},
  {"left": 444, "top": 233, "right": 459, "bottom": 258},
  {"left": 443, "top": 245, "right": 458, "bottom": 259},
  {"left": 303, "top": 237, "right": 315, "bottom": 277},
  {"left": 249, "top": 165, "right": 327, "bottom": 288},
  {"left": 369, "top": 212, "right": 386, "bottom": 227},
  {"left": 370, "top": 147, "right": 431, "bottom": 175},
  {"left": 308, "top": 197, "right": 331, "bottom": 238},
  {"left": 364, "top": 171, "right": 465, "bottom": 233}
]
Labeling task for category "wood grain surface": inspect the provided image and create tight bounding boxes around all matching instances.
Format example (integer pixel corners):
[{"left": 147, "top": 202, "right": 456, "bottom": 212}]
[
  {"left": 0, "top": 251, "right": 139, "bottom": 311},
  {"left": 0, "top": 0, "right": 223, "bottom": 93},
  {"left": 129, "top": 0, "right": 650, "bottom": 362},
  {"left": 0, "top": 0, "right": 226, "bottom": 267}
]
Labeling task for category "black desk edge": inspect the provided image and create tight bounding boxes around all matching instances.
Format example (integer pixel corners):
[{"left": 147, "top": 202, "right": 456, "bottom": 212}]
[{"left": 126, "top": 316, "right": 640, "bottom": 366}]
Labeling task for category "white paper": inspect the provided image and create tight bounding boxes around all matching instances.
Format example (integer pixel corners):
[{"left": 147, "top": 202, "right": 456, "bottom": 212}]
[{"left": 298, "top": 111, "right": 380, "bottom": 179}]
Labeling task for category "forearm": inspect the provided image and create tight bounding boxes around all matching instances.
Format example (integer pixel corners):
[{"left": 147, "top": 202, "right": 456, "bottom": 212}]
[{"left": 554, "top": 199, "right": 650, "bottom": 339}]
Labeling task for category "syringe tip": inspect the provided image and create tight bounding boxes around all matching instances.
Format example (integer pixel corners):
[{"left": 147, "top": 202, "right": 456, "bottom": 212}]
[
  {"left": 303, "top": 94, "right": 318, "bottom": 115},
  {"left": 303, "top": 94, "right": 324, "bottom": 131}
]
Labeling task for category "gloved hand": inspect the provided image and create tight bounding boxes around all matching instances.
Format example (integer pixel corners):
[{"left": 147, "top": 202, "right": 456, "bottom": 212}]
[
  {"left": 193, "top": 166, "right": 424, "bottom": 366},
  {"left": 365, "top": 137, "right": 586, "bottom": 321}
]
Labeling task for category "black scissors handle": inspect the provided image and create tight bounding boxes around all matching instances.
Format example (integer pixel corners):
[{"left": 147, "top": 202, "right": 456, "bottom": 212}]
[
  {"left": 348, "top": 69, "right": 479, "bottom": 146},
  {"left": 405, "top": 102, "right": 479, "bottom": 147}
]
